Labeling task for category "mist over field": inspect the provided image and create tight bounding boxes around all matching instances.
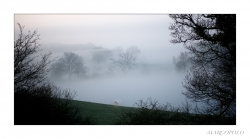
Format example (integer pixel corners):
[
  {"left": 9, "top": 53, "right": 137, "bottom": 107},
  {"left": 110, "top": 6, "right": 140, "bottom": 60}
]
[
  {"left": 42, "top": 42, "right": 187, "bottom": 107},
  {"left": 50, "top": 58, "right": 186, "bottom": 107},
  {"left": 14, "top": 14, "right": 237, "bottom": 125},
  {"left": 15, "top": 14, "right": 188, "bottom": 107},
  {"left": 53, "top": 71, "right": 186, "bottom": 107}
]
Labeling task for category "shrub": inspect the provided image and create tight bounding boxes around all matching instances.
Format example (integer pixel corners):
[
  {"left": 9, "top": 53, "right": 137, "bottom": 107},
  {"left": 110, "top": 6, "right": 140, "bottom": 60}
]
[
  {"left": 115, "top": 98, "right": 169, "bottom": 125},
  {"left": 14, "top": 82, "right": 95, "bottom": 125},
  {"left": 114, "top": 98, "right": 235, "bottom": 125},
  {"left": 14, "top": 23, "right": 95, "bottom": 125}
]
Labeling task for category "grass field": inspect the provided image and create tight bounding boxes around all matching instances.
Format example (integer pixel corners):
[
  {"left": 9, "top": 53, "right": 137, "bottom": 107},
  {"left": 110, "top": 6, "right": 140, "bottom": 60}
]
[
  {"left": 73, "top": 100, "right": 135, "bottom": 125},
  {"left": 72, "top": 99, "right": 236, "bottom": 125}
]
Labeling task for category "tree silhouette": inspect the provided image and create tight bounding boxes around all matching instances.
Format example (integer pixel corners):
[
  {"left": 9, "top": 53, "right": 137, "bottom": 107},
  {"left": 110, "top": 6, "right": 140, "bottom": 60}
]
[
  {"left": 51, "top": 52, "right": 88, "bottom": 80},
  {"left": 14, "top": 23, "right": 53, "bottom": 92},
  {"left": 169, "top": 14, "right": 236, "bottom": 118},
  {"left": 14, "top": 24, "right": 94, "bottom": 125},
  {"left": 110, "top": 46, "right": 140, "bottom": 74},
  {"left": 91, "top": 49, "right": 112, "bottom": 64},
  {"left": 173, "top": 52, "right": 190, "bottom": 72}
]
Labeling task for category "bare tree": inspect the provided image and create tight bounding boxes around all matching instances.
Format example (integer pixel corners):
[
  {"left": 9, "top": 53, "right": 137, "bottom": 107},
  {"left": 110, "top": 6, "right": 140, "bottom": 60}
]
[
  {"left": 91, "top": 49, "right": 112, "bottom": 64},
  {"left": 173, "top": 52, "right": 190, "bottom": 72},
  {"left": 169, "top": 14, "right": 236, "bottom": 118},
  {"left": 14, "top": 23, "right": 53, "bottom": 92},
  {"left": 110, "top": 46, "right": 140, "bottom": 73},
  {"left": 51, "top": 52, "right": 88, "bottom": 80}
]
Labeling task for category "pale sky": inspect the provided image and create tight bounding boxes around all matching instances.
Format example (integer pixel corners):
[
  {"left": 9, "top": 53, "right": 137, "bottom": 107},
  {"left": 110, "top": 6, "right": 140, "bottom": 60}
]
[{"left": 14, "top": 14, "right": 185, "bottom": 64}]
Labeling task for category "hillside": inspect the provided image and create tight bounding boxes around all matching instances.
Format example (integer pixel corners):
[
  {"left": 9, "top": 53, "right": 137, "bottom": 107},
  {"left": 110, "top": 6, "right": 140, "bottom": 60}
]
[
  {"left": 72, "top": 100, "right": 135, "bottom": 125},
  {"left": 72, "top": 99, "right": 236, "bottom": 125}
]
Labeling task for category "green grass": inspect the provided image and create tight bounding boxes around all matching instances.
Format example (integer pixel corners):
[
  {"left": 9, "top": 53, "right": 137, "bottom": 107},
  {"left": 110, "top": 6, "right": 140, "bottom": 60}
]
[
  {"left": 72, "top": 100, "right": 135, "bottom": 125},
  {"left": 71, "top": 100, "right": 236, "bottom": 125}
]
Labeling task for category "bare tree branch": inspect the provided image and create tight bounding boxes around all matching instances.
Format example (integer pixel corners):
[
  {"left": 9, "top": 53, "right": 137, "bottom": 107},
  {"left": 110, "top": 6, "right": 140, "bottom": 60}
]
[
  {"left": 169, "top": 14, "right": 236, "bottom": 118},
  {"left": 14, "top": 23, "right": 53, "bottom": 92}
]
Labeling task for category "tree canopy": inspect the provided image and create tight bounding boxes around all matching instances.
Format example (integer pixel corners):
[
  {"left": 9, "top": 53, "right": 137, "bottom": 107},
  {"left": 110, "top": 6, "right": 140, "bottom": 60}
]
[
  {"left": 91, "top": 49, "right": 112, "bottom": 64},
  {"left": 173, "top": 52, "right": 190, "bottom": 72},
  {"left": 110, "top": 46, "right": 140, "bottom": 74},
  {"left": 169, "top": 14, "right": 236, "bottom": 118},
  {"left": 51, "top": 52, "right": 88, "bottom": 80},
  {"left": 14, "top": 23, "right": 52, "bottom": 92}
]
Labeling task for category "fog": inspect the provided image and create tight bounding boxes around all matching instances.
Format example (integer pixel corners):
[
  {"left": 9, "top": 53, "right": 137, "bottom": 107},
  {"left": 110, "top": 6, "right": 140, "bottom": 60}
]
[
  {"left": 15, "top": 14, "right": 188, "bottom": 107},
  {"left": 49, "top": 54, "right": 187, "bottom": 107},
  {"left": 44, "top": 42, "right": 187, "bottom": 107}
]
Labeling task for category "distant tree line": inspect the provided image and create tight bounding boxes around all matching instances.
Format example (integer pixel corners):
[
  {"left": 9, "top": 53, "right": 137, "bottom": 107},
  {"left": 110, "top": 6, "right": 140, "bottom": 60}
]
[
  {"left": 173, "top": 52, "right": 190, "bottom": 72},
  {"left": 110, "top": 46, "right": 140, "bottom": 74},
  {"left": 50, "top": 46, "right": 141, "bottom": 80},
  {"left": 51, "top": 52, "right": 88, "bottom": 80}
]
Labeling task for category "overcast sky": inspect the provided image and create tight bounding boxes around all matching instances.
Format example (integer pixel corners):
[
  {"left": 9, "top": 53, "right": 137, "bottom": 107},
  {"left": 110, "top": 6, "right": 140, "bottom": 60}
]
[{"left": 14, "top": 14, "right": 185, "bottom": 64}]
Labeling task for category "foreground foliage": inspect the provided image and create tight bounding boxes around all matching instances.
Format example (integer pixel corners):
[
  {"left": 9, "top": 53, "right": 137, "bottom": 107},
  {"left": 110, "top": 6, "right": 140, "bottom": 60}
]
[
  {"left": 169, "top": 14, "right": 236, "bottom": 118},
  {"left": 14, "top": 23, "right": 94, "bottom": 125},
  {"left": 114, "top": 98, "right": 235, "bottom": 125},
  {"left": 14, "top": 83, "right": 94, "bottom": 125},
  {"left": 14, "top": 23, "right": 53, "bottom": 93}
]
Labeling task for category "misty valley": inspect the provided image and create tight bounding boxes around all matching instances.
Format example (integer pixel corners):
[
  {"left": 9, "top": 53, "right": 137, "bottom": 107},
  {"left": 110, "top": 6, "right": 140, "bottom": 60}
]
[
  {"left": 46, "top": 43, "right": 187, "bottom": 108},
  {"left": 51, "top": 64, "right": 186, "bottom": 108},
  {"left": 14, "top": 14, "right": 236, "bottom": 125}
]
